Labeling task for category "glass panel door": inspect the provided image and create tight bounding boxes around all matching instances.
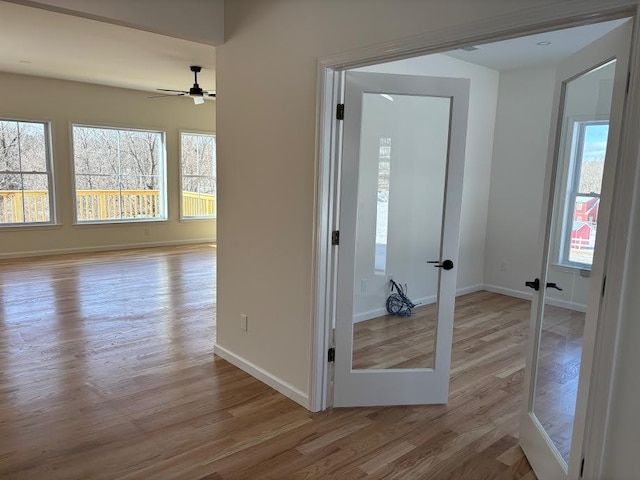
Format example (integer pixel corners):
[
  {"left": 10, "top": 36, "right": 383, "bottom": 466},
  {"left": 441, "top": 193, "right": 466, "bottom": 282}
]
[
  {"left": 519, "top": 20, "right": 632, "bottom": 480},
  {"left": 532, "top": 61, "right": 616, "bottom": 465},
  {"left": 333, "top": 71, "right": 470, "bottom": 407},
  {"left": 351, "top": 93, "right": 450, "bottom": 371}
]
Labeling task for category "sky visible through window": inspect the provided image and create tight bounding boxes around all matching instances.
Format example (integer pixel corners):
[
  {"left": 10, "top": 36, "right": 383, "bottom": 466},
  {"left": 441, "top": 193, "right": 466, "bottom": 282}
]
[{"left": 581, "top": 124, "right": 609, "bottom": 163}]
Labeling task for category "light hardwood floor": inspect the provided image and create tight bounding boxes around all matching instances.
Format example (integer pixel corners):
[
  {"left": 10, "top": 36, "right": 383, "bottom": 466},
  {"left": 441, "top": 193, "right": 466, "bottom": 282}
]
[
  {"left": 353, "top": 303, "right": 436, "bottom": 370},
  {"left": 532, "top": 305, "right": 584, "bottom": 463},
  {"left": 352, "top": 296, "right": 583, "bottom": 465},
  {"left": 0, "top": 246, "right": 540, "bottom": 479}
]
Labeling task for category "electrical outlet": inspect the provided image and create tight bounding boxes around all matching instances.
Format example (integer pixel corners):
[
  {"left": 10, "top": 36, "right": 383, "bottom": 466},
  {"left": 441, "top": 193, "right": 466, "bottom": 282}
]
[
  {"left": 240, "top": 314, "right": 248, "bottom": 332},
  {"left": 144, "top": 227, "right": 150, "bottom": 236},
  {"left": 500, "top": 261, "right": 507, "bottom": 272},
  {"left": 360, "top": 279, "right": 367, "bottom": 293}
]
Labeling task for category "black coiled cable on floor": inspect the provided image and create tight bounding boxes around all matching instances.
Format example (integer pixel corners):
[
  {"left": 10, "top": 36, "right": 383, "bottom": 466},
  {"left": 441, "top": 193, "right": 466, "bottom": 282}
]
[{"left": 386, "top": 279, "right": 417, "bottom": 317}]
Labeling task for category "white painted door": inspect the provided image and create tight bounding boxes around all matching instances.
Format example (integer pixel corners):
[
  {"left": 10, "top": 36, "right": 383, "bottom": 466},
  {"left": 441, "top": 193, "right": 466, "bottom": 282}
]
[
  {"left": 520, "top": 21, "right": 633, "bottom": 479},
  {"left": 333, "top": 72, "right": 470, "bottom": 407}
]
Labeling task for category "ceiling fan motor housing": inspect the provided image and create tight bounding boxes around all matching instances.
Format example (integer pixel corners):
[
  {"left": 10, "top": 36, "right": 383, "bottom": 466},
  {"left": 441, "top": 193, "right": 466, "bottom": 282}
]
[
  {"left": 151, "top": 65, "right": 213, "bottom": 103},
  {"left": 189, "top": 65, "right": 204, "bottom": 96}
]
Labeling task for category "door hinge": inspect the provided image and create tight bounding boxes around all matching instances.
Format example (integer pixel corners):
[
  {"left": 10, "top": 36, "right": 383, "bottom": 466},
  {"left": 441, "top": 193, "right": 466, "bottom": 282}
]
[
  {"left": 328, "top": 347, "right": 335, "bottom": 362},
  {"left": 580, "top": 457, "right": 585, "bottom": 477},
  {"left": 336, "top": 103, "right": 345, "bottom": 120},
  {"left": 602, "top": 275, "right": 607, "bottom": 296},
  {"left": 626, "top": 71, "right": 631, "bottom": 94},
  {"left": 331, "top": 230, "right": 340, "bottom": 246}
]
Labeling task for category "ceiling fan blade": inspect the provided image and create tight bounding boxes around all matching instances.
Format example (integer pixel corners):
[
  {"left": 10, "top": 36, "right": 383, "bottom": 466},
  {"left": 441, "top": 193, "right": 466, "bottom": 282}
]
[
  {"left": 148, "top": 93, "right": 186, "bottom": 99},
  {"left": 193, "top": 96, "right": 205, "bottom": 105},
  {"left": 205, "top": 92, "right": 216, "bottom": 98},
  {"left": 157, "top": 88, "right": 189, "bottom": 93}
]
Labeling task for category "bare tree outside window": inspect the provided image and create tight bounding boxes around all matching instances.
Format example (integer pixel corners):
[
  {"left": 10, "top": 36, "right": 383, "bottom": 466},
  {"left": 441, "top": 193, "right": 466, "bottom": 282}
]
[
  {"left": 72, "top": 126, "right": 165, "bottom": 222},
  {"left": 0, "top": 119, "right": 53, "bottom": 224},
  {"left": 180, "top": 133, "right": 216, "bottom": 218}
]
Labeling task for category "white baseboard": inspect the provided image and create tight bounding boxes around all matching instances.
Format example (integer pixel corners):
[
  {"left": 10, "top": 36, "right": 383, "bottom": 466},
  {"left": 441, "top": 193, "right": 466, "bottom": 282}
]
[
  {"left": 484, "top": 284, "right": 532, "bottom": 301},
  {"left": 353, "top": 295, "right": 433, "bottom": 323},
  {"left": 213, "top": 344, "right": 310, "bottom": 409},
  {"left": 484, "top": 283, "right": 587, "bottom": 313},
  {"left": 546, "top": 296, "right": 587, "bottom": 313},
  {"left": 353, "top": 283, "right": 484, "bottom": 323},
  {"left": 456, "top": 283, "right": 485, "bottom": 296},
  {"left": 0, "top": 238, "right": 216, "bottom": 260}
]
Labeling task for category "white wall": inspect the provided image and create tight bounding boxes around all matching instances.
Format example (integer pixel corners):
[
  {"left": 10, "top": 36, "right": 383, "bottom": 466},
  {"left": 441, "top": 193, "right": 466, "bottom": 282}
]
[
  {"left": 7, "top": 0, "right": 224, "bottom": 45},
  {"left": 0, "top": 72, "right": 216, "bottom": 257},
  {"left": 484, "top": 65, "right": 557, "bottom": 299},
  {"left": 359, "top": 54, "right": 500, "bottom": 303},
  {"left": 484, "top": 60, "right": 615, "bottom": 311},
  {"left": 216, "top": 0, "right": 555, "bottom": 405}
]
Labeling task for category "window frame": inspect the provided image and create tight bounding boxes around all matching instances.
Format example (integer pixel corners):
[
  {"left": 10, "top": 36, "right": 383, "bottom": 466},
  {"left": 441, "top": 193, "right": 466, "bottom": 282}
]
[
  {"left": 0, "top": 117, "right": 56, "bottom": 227},
  {"left": 179, "top": 130, "right": 217, "bottom": 220},
  {"left": 71, "top": 123, "right": 168, "bottom": 225},
  {"left": 557, "top": 118, "right": 609, "bottom": 270}
]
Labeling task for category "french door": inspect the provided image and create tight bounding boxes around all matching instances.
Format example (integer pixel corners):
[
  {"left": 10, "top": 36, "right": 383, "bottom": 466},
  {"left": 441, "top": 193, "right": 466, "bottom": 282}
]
[
  {"left": 520, "top": 21, "right": 633, "bottom": 479},
  {"left": 333, "top": 72, "right": 470, "bottom": 407}
]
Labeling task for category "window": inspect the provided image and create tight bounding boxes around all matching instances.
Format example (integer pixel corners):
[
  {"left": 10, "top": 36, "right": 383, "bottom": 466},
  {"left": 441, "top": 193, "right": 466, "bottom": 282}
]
[
  {"left": 375, "top": 137, "right": 391, "bottom": 274},
  {"left": 561, "top": 121, "right": 608, "bottom": 268},
  {"left": 72, "top": 125, "right": 166, "bottom": 223},
  {"left": 0, "top": 119, "right": 54, "bottom": 225},
  {"left": 180, "top": 132, "right": 216, "bottom": 218}
]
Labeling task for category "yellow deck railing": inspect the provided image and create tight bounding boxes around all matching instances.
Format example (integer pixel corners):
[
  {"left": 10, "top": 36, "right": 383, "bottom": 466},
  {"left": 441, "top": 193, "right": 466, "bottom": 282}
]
[
  {"left": 182, "top": 191, "right": 216, "bottom": 218},
  {"left": 0, "top": 190, "right": 216, "bottom": 223}
]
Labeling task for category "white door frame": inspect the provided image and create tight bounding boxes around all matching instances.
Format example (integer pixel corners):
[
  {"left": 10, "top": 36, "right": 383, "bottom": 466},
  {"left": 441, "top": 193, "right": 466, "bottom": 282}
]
[{"left": 311, "top": 1, "right": 640, "bottom": 477}]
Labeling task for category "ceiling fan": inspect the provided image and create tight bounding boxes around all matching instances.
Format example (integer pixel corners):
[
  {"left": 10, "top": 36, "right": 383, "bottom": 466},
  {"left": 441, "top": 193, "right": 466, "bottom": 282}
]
[{"left": 149, "top": 65, "right": 215, "bottom": 105}]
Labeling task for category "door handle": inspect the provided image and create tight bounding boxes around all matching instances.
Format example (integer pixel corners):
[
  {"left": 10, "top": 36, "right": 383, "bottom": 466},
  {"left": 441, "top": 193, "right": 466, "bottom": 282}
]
[
  {"left": 525, "top": 279, "right": 540, "bottom": 291},
  {"left": 427, "top": 259, "right": 454, "bottom": 270},
  {"left": 546, "top": 282, "right": 563, "bottom": 291}
]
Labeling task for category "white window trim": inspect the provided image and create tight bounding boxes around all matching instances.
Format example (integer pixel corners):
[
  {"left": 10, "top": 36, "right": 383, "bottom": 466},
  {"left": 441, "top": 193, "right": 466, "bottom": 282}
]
[
  {"left": 0, "top": 118, "right": 56, "bottom": 227},
  {"left": 70, "top": 123, "right": 168, "bottom": 224},
  {"left": 555, "top": 117, "right": 609, "bottom": 270},
  {"left": 178, "top": 130, "right": 217, "bottom": 220}
]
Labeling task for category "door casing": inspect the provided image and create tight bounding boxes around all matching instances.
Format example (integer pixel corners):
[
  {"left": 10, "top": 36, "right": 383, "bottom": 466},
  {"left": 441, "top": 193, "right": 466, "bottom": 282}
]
[{"left": 311, "top": 3, "right": 640, "bottom": 479}]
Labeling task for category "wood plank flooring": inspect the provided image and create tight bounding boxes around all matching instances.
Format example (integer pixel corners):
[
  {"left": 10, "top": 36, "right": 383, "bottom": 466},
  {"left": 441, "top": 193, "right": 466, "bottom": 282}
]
[
  {"left": 0, "top": 246, "right": 540, "bottom": 479},
  {"left": 352, "top": 295, "right": 583, "bottom": 465},
  {"left": 353, "top": 304, "right": 436, "bottom": 369},
  {"left": 532, "top": 305, "right": 584, "bottom": 462}
]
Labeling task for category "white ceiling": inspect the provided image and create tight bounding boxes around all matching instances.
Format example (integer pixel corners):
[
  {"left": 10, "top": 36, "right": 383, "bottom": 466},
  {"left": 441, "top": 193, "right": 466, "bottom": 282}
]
[
  {"left": 0, "top": 3, "right": 629, "bottom": 96},
  {"left": 4, "top": 0, "right": 225, "bottom": 46},
  {"left": 444, "top": 18, "right": 629, "bottom": 71},
  {"left": 0, "top": 1, "right": 216, "bottom": 94}
]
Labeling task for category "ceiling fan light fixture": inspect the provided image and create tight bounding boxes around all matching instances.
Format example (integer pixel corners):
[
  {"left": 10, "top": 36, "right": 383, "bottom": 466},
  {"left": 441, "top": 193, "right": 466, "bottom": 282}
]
[{"left": 152, "top": 66, "right": 212, "bottom": 105}]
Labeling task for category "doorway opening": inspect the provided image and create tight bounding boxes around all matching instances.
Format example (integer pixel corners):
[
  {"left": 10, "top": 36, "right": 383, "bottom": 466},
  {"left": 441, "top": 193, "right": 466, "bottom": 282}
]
[
  {"left": 345, "top": 13, "right": 627, "bottom": 443},
  {"left": 313, "top": 7, "right": 639, "bottom": 480}
]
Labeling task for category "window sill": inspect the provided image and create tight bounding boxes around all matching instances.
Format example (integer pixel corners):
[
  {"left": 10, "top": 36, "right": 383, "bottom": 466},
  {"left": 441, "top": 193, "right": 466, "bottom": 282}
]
[
  {"left": 179, "top": 216, "right": 217, "bottom": 223},
  {"left": 550, "top": 263, "right": 591, "bottom": 277},
  {"left": 0, "top": 223, "right": 62, "bottom": 231},
  {"left": 73, "top": 219, "right": 169, "bottom": 228}
]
